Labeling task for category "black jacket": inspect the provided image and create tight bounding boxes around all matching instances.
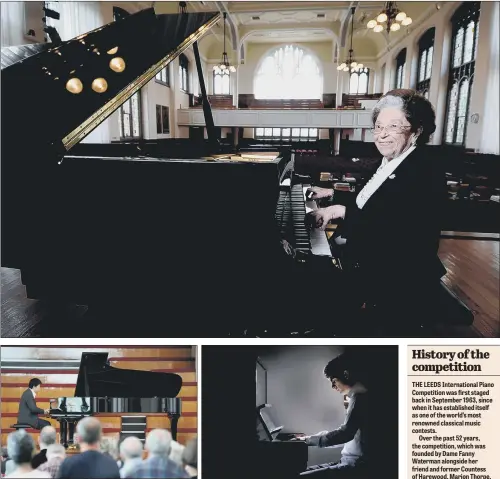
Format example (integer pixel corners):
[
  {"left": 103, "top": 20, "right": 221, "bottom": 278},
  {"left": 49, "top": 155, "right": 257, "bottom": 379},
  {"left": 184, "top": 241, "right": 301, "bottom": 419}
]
[
  {"left": 339, "top": 146, "right": 447, "bottom": 303},
  {"left": 32, "top": 449, "right": 48, "bottom": 469},
  {"left": 17, "top": 388, "right": 45, "bottom": 428}
]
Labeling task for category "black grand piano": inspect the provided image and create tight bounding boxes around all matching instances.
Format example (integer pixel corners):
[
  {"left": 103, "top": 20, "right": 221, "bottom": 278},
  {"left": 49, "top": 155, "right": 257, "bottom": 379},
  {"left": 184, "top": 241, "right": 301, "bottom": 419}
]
[
  {"left": 1, "top": 6, "right": 331, "bottom": 335},
  {"left": 49, "top": 352, "right": 182, "bottom": 448}
]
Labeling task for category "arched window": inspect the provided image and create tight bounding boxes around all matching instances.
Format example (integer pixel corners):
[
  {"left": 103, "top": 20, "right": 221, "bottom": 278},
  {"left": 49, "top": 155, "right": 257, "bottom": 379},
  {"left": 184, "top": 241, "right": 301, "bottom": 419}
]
[
  {"left": 254, "top": 45, "right": 322, "bottom": 99},
  {"left": 444, "top": 2, "right": 481, "bottom": 145},
  {"left": 395, "top": 48, "right": 406, "bottom": 89},
  {"left": 349, "top": 67, "right": 370, "bottom": 94},
  {"left": 213, "top": 70, "right": 230, "bottom": 94},
  {"left": 417, "top": 28, "right": 435, "bottom": 98}
]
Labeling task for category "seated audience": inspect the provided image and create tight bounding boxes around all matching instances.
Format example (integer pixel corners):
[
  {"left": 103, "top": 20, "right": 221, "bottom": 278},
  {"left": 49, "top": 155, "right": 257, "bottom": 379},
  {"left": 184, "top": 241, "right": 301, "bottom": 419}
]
[
  {"left": 56, "top": 417, "right": 120, "bottom": 478},
  {"left": 119, "top": 437, "right": 143, "bottom": 479},
  {"left": 32, "top": 426, "right": 57, "bottom": 469},
  {"left": 134, "top": 429, "right": 187, "bottom": 478},
  {"left": 6, "top": 430, "right": 50, "bottom": 478},
  {"left": 37, "top": 445, "right": 65, "bottom": 479},
  {"left": 182, "top": 438, "right": 197, "bottom": 478}
]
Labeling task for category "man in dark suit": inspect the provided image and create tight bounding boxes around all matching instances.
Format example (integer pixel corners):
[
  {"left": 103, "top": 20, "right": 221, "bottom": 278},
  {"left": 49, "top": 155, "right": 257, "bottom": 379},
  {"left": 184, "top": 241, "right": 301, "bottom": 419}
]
[{"left": 17, "top": 378, "right": 51, "bottom": 429}]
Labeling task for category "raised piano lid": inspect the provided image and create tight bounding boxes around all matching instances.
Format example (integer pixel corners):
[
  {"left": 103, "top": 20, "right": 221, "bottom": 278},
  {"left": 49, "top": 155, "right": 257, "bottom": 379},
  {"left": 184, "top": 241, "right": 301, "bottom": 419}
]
[
  {"left": 1, "top": 8, "right": 220, "bottom": 154},
  {"left": 74, "top": 352, "right": 183, "bottom": 398}
]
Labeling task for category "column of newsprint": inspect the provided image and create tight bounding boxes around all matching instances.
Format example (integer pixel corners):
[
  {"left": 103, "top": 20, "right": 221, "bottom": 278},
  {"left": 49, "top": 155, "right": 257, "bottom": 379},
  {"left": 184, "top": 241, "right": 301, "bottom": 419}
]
[{"left": 408, "top": 345, "right": 499, "bottom": 479}]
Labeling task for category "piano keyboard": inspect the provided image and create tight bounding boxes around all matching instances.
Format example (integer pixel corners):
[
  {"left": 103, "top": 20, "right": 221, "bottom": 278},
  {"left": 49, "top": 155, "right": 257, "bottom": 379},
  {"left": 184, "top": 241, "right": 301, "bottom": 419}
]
[
  {"left": 275, "top": 184, "right": 331, "bottom": 257},
  {"left": 303, "top": 185, "right": 332, "bottom": 257}
]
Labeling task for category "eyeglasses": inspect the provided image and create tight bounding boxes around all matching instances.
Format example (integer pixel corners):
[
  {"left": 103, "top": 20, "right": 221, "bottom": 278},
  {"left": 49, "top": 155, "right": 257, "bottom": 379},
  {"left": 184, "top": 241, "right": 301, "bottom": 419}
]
[{"left": 371, "top": 123, "right": 412, "bottom": 135}]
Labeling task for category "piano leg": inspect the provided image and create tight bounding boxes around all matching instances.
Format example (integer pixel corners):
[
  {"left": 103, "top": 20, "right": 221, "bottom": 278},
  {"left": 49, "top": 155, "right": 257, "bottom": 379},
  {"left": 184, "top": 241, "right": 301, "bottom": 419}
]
[
  {"left": 67, "top": 420, "right": 76, "bottom": 447},
  {"left": 167, "top": 413, "right": 180, "bottom": 441},
  {"left": 60, "top": 420, "right": 68, "bottom": 448}
]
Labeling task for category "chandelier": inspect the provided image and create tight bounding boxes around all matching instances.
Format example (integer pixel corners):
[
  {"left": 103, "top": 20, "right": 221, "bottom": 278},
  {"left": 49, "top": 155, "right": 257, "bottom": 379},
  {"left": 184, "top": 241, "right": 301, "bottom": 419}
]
[
  {"left": 337, "top": 7, "right": 364, "bottom": 72},
  {"left": 367, "top": 2, "right": 412, "bottom": 33},
  {"left": 213, "top": 12, "right": 236, "bottom": 74}
]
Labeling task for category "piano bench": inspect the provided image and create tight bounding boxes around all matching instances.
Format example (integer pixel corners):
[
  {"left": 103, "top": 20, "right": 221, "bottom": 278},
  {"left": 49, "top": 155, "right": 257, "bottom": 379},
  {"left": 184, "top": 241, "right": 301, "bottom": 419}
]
[{"left": 11, "top": 424, "right": 31, "bottom": 430}]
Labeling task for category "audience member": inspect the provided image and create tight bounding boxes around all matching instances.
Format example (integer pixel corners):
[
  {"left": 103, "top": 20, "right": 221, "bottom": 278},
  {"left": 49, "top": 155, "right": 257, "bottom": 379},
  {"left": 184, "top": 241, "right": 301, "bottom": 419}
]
[
  {"left": 32, "top": 426, "right": 57, "bottom": 469},
  {"left": 37, "top": 444, "right": 65, "bottom": 479},
  {"left": 168, "top": 441, "right": 185, "bottom": 466},
  {"left": 100, "top": 437, "right": 119, "bottom": 462},
  {"left": 119, "top": 437, "right": 143, "bottom": 479},
  {"left": 56, "top": 417, "right": 120, "bottom": 478},
  {"left": 134, "top": 429, "right": 187, "bottom": 478},
  {"left": 6, "top": 430, "right": 50, "bottom": 478},
  {"left": 182, "top": 438, "right": 197, "bottom": 478}
]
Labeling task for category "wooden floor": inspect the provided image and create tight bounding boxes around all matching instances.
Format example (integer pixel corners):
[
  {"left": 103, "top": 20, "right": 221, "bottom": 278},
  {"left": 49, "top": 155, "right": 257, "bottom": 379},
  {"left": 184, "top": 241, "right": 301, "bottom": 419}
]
[{"left": 1, "top": 238, "right": 498, "bottom": 337}]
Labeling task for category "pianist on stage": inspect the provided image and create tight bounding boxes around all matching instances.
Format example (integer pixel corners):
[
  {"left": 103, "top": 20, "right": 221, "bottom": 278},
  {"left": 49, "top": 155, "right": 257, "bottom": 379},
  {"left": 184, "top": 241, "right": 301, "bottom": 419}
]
[
  {"left": 307, "top": 89, "right": 446, "bottom": 331},
  {"left": 17, "top": 379, "right": 51, "bottom": 430},
  {"left": 295, "top": 354, "right": 378, "bottom": 477}
]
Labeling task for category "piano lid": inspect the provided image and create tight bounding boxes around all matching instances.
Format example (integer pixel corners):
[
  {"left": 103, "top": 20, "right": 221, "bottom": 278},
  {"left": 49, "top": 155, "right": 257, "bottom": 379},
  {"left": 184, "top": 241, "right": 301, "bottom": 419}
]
[
  {"left": 1, "top": 8, "right": 219, "bottom": 153},
  {"left": 74, "top": 352, "right": 183, "bottom": 398}
]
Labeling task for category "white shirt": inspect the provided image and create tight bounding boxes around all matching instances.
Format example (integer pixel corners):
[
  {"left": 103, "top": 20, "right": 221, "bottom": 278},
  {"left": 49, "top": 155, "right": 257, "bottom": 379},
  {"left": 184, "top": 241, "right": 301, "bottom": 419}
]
[
  {"left": 31, "top": 389, "right": 36, "bottom": 399},
  {"left": 6, "top": 470, "right": 51, "bottom": 478},
  {"left": 356, "top": 145, "right": 416, "bottom": 209}
]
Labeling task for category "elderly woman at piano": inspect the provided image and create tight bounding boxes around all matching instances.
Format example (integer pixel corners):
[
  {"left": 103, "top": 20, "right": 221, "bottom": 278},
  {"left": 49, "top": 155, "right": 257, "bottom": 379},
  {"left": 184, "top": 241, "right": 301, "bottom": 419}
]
[{"left": 308, "top": 89, "right": 447, "bottom": 332}]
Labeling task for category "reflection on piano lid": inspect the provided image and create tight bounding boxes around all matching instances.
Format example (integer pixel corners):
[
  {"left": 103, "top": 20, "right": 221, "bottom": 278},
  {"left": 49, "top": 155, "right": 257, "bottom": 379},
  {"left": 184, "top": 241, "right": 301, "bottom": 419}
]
[
  {"left": 1, "top": 8, "right": 220, "bottom": 154},
  {"left": 75, "top": 352, "right": 182, "bottom": 398}
]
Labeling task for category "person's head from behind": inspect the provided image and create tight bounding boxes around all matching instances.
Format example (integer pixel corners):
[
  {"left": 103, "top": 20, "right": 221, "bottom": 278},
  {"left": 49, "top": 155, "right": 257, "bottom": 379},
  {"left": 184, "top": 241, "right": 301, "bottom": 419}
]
[
  {"left": 371, "top": 89, "right": 436, "bottom": 160},
  {"left": 100, "top": 436, "right": 119, "bottom": 460},
  {"left": 169, "top": 440, "right": 185, "bottom": 466},
  {"left": 119, "top": 436, "right": 143, "bottom": 463},
  {"left": 46, "top": 444, "right": 65, "bottom": 462},
  {"left": 76, "top": 417, "right": 102, "bottom": 450},
  {"left": 28, "top": 378, "right": 42, "bottom": 394},
  {"left": 182, "top": 438, "right": 197, "bottom": 477},
  {"left": 145, "top": 429, "right": 172, "bottom": 458},
  {"left": 324, "top": 354, "right": 358, "bottom": 394},
  {"left": 7, "top": 430, "right": 35, "bottom": 467},
  {"left": 39, "top": 426, "right": 57, "bottom": 450}
]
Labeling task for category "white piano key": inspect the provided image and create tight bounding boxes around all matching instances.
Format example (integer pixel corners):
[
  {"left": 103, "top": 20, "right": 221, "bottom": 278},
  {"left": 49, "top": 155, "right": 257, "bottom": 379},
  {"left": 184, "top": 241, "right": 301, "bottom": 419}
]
[{"left": 302, "top": 185, "right": 331, "bottom": 257}]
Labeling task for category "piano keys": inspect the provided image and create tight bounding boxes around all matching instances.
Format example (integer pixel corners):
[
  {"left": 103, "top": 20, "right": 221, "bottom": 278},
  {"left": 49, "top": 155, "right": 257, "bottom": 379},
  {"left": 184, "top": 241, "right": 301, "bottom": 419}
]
[
  {"left": 48, "top": 352, "right": 183, "bottom": 447},
  {"left": 276, "top": 180, "right": 332, "bottom": 259}
]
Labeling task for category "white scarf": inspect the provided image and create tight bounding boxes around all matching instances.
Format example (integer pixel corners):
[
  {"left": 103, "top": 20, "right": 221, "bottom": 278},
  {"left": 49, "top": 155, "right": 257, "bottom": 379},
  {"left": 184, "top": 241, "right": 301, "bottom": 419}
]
[{"left": 356, "top": 145, "right": 416, "bottom": 209}]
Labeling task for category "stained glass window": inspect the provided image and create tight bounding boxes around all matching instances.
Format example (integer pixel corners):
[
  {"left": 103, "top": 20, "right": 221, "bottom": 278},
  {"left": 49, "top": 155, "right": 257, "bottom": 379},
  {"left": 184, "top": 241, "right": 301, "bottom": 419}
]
[
  {"left": 417, "top": 28, "right": 435, "bottom": 97},
  {"left": 254, "top": 45, "right": 322, "bottom": 99},
  {"left": 213, "top": 70, "right": 230, "bottom": 94},
  {"left": 119, "top": 92, "right": 142, "bottom": 139},
  {"left": 349, "top": 67, "right": 370, "bottom": 94},
  {"left": 395, "top": 49, "right": 406, "bottom": 88},
  {"left": 444, "top": 2, "right": 481, "bottom": 145}
]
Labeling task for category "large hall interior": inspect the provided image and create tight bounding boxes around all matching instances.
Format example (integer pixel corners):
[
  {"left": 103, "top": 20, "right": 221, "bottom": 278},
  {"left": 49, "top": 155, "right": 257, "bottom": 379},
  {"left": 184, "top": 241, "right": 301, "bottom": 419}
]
[
  {"left": 0, "top": 345, "right": 197, "bottom": 477},
  {"left": 0, "top": 1, "right": 498, "bottom": 338}
]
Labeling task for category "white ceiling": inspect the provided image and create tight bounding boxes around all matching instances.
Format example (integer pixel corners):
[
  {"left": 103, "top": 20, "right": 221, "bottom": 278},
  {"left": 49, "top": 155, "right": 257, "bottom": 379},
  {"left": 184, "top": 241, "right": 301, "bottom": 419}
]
[{"left": 178, "top": 1, "right": 443, "bottom": 57}]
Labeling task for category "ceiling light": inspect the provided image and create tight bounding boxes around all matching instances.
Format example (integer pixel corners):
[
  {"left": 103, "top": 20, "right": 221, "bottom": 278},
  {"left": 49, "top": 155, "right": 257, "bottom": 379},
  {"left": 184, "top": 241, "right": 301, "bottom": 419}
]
[{"left": 368, "top": 2, "right": 412, "bottom": 34}]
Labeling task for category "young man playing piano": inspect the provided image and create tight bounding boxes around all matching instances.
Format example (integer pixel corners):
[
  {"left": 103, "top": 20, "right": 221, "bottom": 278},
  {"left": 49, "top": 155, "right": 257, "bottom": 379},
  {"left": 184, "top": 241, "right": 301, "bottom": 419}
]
[
  {"left": 294, "top": 355, "right": 382, "bottom": 478},
  {"left": 17, "top": 379, "right": 51, "bottom": 430}
]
